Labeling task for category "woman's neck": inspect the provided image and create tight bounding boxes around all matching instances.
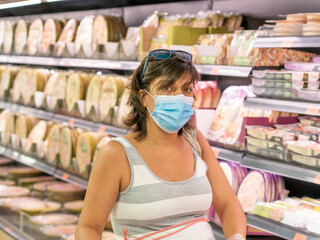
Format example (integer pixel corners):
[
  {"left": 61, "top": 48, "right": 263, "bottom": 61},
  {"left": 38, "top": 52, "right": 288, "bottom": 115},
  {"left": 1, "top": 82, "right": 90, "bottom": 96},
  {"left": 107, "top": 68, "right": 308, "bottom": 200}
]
[{"left": 142, "top": 119, "right": 181, "bottom": 146}]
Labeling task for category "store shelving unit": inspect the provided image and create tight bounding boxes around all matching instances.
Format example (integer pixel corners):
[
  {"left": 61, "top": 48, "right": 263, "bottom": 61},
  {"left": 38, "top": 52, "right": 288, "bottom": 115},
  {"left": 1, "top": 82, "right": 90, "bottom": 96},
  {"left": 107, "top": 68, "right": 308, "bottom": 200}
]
[
  {"left": 193, "top": 64, "right": 252, "bottom": 77},
  {"left": 211, "top": 146, "right": 243, "bottom": 163},
  {"left": 0, "top": 215, "right": 34, "bottom": 240},
  {"left": 253, "top": 36, "right": 320, "bottom": 49},
  {"left": 245, "top": 97, "right": 320, "bottom": 116},
  {"left": 1, "top": 98, "right": 318, "bottom": 186},
  {"left": 0, "top": 146, "right": 88, "bottom": 188},
  {"left": 242, "top": 155, "right": 320, "bottom": 185},
  {"left": 0, "top": 101, "right": 129, "bottom": 137},
  {"left": 0, "top": 54, "right": 253, "bottom": 77},
  {"left": 246, "top": 214, "right": 320, "bottom": 240}
]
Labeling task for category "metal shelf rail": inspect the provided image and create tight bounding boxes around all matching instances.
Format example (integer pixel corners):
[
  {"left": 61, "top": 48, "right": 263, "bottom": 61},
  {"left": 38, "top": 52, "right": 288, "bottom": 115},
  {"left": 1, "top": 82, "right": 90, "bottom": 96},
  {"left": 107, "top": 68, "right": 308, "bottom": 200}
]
[
  {"left": 253, "top": 36, "right": 320, "bottom": 49},
  {"left": 247, "top": 214, "right": 320, "bottom": 240},
  {"left": 0, "top": 146, "right": 88, "bottom": 188},
  {"left": 245, "top": 97, "right": 320, "bottom": 116},
  {"left": 0, "top": 55, "right": 252, "bottom": 77},
  {"left": 0, "top": 100, "right": 129, "bottom": 137}
]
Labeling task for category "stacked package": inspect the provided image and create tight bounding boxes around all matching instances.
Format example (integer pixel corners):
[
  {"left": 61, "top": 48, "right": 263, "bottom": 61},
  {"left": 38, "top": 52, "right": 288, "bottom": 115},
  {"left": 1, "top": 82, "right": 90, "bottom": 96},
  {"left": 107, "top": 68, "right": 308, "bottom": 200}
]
[
  {"left": 206, "top": 86, "right": 295, "bottom": 150},
  {"left": 252, "top": 69, "right": 320, "bottom": 101},
  {"left": 258, "top": 13, "right": 320, "bottom": 37},
  {"left": 246, "top": 116, "right": 320, "bottom": 168},
  {"left": 193, "top": 30, "right": 314, "bottom": 66},
  {"left": 0, "top": 111, "right": 115, "bottom": 179},
  {"left": 0, "top": 65, "right": 132, "bottom": 127},
  {"left": 253, "top": 197, "right": 320, "bottom": 235}
]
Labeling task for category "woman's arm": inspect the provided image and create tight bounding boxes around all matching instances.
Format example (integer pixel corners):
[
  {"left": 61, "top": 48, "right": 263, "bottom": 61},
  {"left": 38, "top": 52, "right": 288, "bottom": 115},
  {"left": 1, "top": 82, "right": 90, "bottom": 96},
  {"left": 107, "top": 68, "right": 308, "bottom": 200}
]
[
  {"left": 196, "top": 129, "right": 247, "bottom": 238},
  {"left": 75, "top": 141, "right": 128, "bottom": 239}
]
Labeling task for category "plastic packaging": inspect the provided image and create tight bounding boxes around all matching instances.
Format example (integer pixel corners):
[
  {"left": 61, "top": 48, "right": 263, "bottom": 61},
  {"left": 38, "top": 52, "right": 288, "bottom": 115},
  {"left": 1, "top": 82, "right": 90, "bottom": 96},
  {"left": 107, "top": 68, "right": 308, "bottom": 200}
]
[
  {"left": 252, "top": 70, "right": 293, "bottom": 80},
  {"left": 252, "top": 86, "right": 298, "bottom": 99},
  {"left": 288, "top": 153, "right": 320, "bottom": 168},
  {"left": 297, "top": 89, "right": 320, "bottom": 101},
  {"left": 298, "top": 116, "right": 320, "bottom": 127},
  {"left": 247, "top": 144, "right": 287, "bottom": 161},
  {"left": 246, "top": 136, "right": 286, "bottom": 151},
  {"left": 252, "top": 78, "right": 293, "bottom": 89}
]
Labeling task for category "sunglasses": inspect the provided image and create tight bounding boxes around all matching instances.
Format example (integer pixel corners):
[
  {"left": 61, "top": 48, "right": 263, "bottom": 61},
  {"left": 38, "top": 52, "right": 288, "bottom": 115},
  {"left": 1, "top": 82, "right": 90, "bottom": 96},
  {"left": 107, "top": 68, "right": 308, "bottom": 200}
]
[{"left": 140, "top": 49, "right": 193, "bottom": 84}]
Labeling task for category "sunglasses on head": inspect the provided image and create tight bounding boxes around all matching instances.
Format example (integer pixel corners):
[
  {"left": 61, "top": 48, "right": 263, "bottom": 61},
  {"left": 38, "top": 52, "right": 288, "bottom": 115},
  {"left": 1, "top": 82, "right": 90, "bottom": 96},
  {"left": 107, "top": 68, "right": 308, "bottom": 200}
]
[{"left": 140, "top": 49, "right": 193, "bottom": 84}]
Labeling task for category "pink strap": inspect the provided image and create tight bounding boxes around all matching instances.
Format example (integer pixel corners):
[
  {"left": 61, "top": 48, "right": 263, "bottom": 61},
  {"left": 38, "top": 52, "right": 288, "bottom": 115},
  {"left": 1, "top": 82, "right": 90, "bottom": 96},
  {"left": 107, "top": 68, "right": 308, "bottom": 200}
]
[{"left": 123, "top": 218, "right": 209, "bottom": 240}]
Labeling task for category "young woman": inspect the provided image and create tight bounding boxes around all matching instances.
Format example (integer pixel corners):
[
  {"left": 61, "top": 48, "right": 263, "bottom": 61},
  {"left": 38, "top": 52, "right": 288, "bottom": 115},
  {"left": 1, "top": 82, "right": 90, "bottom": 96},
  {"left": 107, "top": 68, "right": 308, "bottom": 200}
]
[{"left": 75, "top": 49, "right": 247, "bottom": 240}]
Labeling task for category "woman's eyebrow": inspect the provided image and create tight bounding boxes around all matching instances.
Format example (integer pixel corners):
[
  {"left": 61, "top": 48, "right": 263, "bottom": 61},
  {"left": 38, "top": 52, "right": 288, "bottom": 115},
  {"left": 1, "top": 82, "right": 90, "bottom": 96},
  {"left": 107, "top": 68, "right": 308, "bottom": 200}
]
[
  {"left": 182, "top": 80, "right": 193, "bottom": 88},
  {"left": 153, "top": 79, "right": 173, "bottom": 89}
]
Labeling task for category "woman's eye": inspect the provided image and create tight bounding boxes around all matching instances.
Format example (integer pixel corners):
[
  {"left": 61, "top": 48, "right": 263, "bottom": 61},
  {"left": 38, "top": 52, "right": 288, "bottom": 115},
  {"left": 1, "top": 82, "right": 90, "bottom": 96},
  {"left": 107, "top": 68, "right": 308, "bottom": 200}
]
[
  {"left": 184, "top": 88, "right": 193, "bottom": 93},
  {"left": 162, "top": 86, "right": 172, "bottom": 91}
]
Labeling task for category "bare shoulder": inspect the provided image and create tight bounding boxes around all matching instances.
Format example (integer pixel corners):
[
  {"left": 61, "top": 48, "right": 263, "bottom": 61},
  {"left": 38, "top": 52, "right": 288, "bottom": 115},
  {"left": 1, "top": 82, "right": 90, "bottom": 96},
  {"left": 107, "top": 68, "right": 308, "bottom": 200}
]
[
  {"left": 195, "top": 129, "right": 210, "bottom": 147},
  {"left": 94, "top": 139, "right": 128, "bottom": 169}
]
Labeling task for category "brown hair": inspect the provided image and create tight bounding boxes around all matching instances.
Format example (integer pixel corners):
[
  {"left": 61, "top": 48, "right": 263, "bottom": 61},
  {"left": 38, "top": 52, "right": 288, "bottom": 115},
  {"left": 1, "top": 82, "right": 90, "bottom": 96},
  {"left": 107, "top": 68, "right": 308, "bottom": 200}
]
[{"left": 124, "top": 55, "right": 200, "bottom": 140}]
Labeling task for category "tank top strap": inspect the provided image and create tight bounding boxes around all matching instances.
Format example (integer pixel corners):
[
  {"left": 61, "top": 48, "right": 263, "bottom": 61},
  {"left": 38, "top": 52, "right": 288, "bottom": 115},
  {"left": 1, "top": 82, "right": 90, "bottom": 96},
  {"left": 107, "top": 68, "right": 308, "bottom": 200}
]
[{"left": 111, "top": 137, "right": 145, "bottom": 166}]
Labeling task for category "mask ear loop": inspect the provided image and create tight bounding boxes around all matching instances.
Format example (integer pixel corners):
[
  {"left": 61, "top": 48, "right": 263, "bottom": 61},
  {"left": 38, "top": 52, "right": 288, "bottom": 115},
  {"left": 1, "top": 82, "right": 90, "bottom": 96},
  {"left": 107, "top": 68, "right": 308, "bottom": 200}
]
[{"left": 144, "top": 89, "right": 155, "bottom": 115}]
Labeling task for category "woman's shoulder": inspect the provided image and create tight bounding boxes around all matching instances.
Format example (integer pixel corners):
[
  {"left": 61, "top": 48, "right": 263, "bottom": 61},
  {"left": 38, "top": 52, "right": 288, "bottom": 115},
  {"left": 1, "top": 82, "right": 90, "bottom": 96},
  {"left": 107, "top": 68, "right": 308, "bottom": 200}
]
[{"left": 94, "top": 137, "right": 131, "bottom": 171}]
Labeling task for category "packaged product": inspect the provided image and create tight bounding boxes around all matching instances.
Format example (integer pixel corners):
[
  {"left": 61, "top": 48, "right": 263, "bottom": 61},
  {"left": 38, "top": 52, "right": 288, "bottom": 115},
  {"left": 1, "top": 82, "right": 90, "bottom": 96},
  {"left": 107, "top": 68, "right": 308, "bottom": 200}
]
[
  {"left": 14, "top": 19, "right": 28, "bottom": 54},
  {"left": 56, "top": 19, "right": 78, "bottom": 56},
  {"left": 75, "top": 15, "right": 94, "bottom": 54},
  {"left": 42, "top": 19, "right": 62, "bottom": 55},
  {"left": 27, "top": 19, "right": 43, "bottom": 55}
]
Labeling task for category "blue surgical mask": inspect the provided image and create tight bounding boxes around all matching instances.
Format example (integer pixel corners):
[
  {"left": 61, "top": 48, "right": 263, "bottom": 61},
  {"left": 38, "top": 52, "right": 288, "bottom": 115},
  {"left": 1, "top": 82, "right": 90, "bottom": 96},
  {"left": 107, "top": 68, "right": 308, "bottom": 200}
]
[{"left": 144, "top": 89, "right": 194, "bottom": 133}]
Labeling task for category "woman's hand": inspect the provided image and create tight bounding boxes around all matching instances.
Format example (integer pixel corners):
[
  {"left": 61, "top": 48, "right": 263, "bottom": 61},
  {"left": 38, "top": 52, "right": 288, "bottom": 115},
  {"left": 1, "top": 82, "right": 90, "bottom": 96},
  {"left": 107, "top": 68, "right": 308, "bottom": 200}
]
[{"left": 196, "top": 129, "right": 247, "bottom": 239}]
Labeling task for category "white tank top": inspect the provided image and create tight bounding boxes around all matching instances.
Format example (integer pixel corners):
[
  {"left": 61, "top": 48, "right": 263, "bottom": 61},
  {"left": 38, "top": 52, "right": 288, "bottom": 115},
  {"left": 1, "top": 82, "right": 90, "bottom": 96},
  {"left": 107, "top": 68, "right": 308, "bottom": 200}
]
[{"left": 110, "top": 137, "right": 215, "bottom": 240}]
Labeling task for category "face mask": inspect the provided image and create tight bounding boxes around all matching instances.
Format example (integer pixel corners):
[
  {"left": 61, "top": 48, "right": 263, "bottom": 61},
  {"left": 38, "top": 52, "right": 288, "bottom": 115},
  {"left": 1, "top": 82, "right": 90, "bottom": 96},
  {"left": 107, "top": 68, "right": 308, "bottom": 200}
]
[{"left": 144, "top": 89, "right": 194, "bottom": 133}]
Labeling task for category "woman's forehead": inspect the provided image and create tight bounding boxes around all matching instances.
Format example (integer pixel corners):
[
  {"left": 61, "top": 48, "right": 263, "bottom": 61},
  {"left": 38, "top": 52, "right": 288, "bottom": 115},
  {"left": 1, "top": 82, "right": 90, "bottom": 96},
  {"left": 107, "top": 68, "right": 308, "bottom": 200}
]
[{"left": 151, "top": 73, "right": 193, "bottom": 89}]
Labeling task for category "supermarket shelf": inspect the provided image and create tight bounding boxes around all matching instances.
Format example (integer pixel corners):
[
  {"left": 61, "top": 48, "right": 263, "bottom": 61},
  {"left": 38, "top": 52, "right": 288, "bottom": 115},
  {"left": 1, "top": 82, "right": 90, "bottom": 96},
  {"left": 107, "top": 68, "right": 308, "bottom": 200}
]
[
  {"left": 245, "top": 97, "right": 320, "bottom": 116},
  {"left": 194, "top": 64, "right": 252, "bottom": 77},
  {"left": 242, "top": 154, "right": 320, "bottom": 185},
  {"left": 0, "top": 146, "right": 88, "bottom": 188},
  {"left": 0, "top": 100, "right": 129, "bottom": 137},
  {"left": 0, "top": 55, "right": 252, "bottom": 77},
  {"left": 211, "top": 146, "right": 243, "bottom": 163},
  {"left": 53, "top": 168, "right": 88, "bottom": 189},
  {"left": 253, "top": 36, "right": 320, "bottom": 48},
  {"left": 0, "top": 215, "right": 34, "bottom": 240},
  {"left": 4, "top": 55, "right": 141, "bottom": 71},
  {"left": 247, "top": 214, "right": 320, "bottom": 240}
]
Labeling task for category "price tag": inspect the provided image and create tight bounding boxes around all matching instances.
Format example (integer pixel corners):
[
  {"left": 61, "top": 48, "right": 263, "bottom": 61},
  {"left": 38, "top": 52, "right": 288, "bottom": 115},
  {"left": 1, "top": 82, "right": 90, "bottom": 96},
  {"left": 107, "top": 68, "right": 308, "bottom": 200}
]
[
  {"left": 68, "top": 119, "right": 75, "bottom": 127},
  {"left": 12, "top": 153, "right": 18, "bottom": 160},
  {"left": 210, "top": 67, "right": 220, "bottom": 75},
  {"left": 98, "top": 125, "right": 106, "bottom": 133},
  {"left": 280, "top": 39, "right": 294, "bottom": 48},
  {"left": 314, "top": 174, "right": 320, "bottom": 185},
  {"left": 211, "top": 148, "right": 220, "bottom": 157},
  {"left": 305, "top": 107, "right": 319, "bottom": 116},
  {"left": 65, "top": 60, "right": 71, "bottom": 67},
  {"left": 48, "top": 59, "right": 55, "bottom": 65},
  {"left": 293, "top": 233, "right": 307, "bottom": 240},
  {"left": 62, "top": 173, "right": 69, "bottom": 181}
]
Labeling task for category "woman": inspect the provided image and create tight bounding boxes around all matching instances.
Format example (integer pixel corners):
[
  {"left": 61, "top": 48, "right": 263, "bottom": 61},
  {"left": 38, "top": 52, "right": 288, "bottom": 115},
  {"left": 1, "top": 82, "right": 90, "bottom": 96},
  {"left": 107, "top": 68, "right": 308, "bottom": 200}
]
[{"left": 76, "top": 49, "right": 246, "bottom": 240}]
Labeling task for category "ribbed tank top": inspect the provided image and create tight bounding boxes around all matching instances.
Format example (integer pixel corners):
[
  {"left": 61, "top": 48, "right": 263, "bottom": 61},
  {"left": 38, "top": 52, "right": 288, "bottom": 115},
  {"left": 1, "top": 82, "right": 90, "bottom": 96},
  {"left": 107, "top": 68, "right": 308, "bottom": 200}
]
[{"left": 110, "top": 137, "right": 215, "bottom": 240}]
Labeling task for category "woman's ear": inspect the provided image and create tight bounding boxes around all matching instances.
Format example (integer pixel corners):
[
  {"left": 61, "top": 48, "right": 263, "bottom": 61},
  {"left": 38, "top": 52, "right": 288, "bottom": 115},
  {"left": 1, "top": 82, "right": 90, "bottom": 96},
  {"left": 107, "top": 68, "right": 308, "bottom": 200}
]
[{"left": 138, "top": 89, "right": 147, "bottom": 107}]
